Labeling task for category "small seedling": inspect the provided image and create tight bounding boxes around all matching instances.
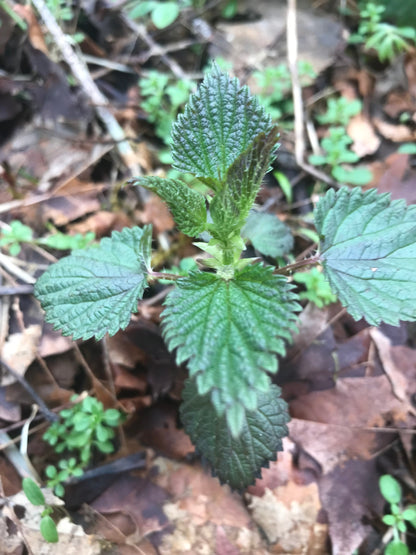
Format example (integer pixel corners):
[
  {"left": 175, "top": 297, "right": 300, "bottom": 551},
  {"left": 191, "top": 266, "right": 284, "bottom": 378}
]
[
  {"left": 0, "top": 221, "right": 95, "bottom": 256},
  {"left": 43, "top": 395, "right": 123, "bottom": 496},
  {"left": 35, "top": 66, "right": 416, "bottom": 488},
  {"left": 308, "top": 127, "right": 373, "bottom": 185},
  {"left": 253, "top": 61, "right": 316, "bottom": 122},
  {"left": 22, "top": 478, "right": 59, "bottom": 543},
  {"left": 349, "top": 2, "right": 416, "bottom": 62},
  {"left": 316, "top": 96, "right": 362, "bottom": 127},
  {"left": 293, "top": 267, "right": 337, "bottom": 308},
  {"left": 126, "top": 1, "right": 180, "bottom": 29},
  {"left": 379, "top": 474, "right": 416, "bottom": 555},
  {"left": 139, "top": 70, "right": 195, "bottom": 146}
]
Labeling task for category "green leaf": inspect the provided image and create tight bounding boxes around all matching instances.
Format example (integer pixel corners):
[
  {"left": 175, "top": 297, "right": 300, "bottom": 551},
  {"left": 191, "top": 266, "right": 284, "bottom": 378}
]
[
  {"left": 171, "top": 64, "right": 274, "bottom": 185},
  {"left": 402, "top": 505, "right": 416, "bottom": 526},
  {"left": 273, "top": 170, "right": 293, "bottom": 203},
  {"left": 397, "top": 520, "right": 407, "bottom": 533},
  {"left": 131, "top": 176, "right": 207, "bottom": 236},
  {"left": 163, "top": 264, "right": 300, "bottom": 435},
  {"left": 331, "top": 166, "right": 373, "bottom": 186},
  {"left": 398, "top": 143, "right": 416, "bottom": 154},
  {"left": 314, "top": 188, "right": 416, "bottom": 325},
  {"left": 45, "top": 465, "right": 57, "bottom": 479},
  {"left": 151, "top": 1, "right": 179, "bottom": 29},
  {"left": 385, "top": 542, "right": 409, "bottom": 555},
  {"left": 40, "top": 515, "right": 59, "bottom": 543},
  {"left": 308, "top": 154, "right": 327, "bottom": 166},
  {"left": 180, "top": 378, "right": 289, "bottom": 489},
  {"left": 40, "top": 231, "right": 95, "bottom": 251},
  {"left": 22, "top": 478, "right": 45, "bottom": 506},
  {"left": 95, "top": 423, "right": 110, "bottom": 442},
  {"left": 127, "top": 0, "right": 156, "bottom": 19},
  {"left": 379, "top": 474, "right": 402, "bottom": 504},
  {"left": 383, "top": 514, "right": 396, "bottom": 526},
  {"left": 103, "top": 408, "right": 122, "bottom": 426},
  {"left": 54, "top": 483, "right": 65, "bottom": 498},
  {"left": 242, "top": 211, "right": 293, "bottom": 257},
  {"left": 34, "top": 226, "right": 152, "bottom": 340},
  {"left": 210, "top": 127, "right": 280, "bottom": 236}
]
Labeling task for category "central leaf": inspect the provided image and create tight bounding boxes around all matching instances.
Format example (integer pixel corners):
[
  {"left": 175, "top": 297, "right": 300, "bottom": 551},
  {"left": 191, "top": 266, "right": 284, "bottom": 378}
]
[
  {"left": 170, "top": 64, "right": 274, "bottom": 186},
  {"left": 210, "top": 128, "right": 279, "bottom": 237},
  {"left": 163, "top": 264, "right": 300, "bottom": 435}
]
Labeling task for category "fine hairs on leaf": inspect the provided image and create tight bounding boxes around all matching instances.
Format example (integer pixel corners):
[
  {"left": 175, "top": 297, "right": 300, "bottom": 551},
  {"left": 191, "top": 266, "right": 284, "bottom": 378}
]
[{"left": 34, "top": 64, "right": 416, "bottom": 490}]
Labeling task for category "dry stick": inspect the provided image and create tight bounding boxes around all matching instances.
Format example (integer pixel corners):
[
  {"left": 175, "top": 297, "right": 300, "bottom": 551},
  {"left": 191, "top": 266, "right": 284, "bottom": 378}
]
[
  {"left": 31, "top": 0, "right": 143, "bottom": 183},
  {"left": 121, "top": 18, "right": 188, "bottom": 81},
  {"left": 286, "top": 0, "right": 338, "bottom": 188},
  {"left": 0, "top": 285, "right": 34, "bottom": 296},
  {"left": 0, "top": 358, "right": 57, "bottom": 421}
]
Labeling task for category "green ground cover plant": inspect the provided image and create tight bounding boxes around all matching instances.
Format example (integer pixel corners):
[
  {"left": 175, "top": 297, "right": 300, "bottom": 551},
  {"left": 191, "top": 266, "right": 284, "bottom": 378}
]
[
  {"left": 22, "top": 478, "right": 59, "bottom": 543},
  {"left": 22, "top": 396, "right": 123, "bottom": 542},
  {"left": 379, "top": 474, "right": 416, "bottom": 555},
  {"left": 34, "top": 66, "right": 416, "bottom": 489},
  {"left": 349, "top": 2, "right": 416, "bottom": 62},
  {"left": 0, "top": 220, "right": 95, "bottom": 256},
  {"left": 309, "top": 126, "right": 373, "bottom": 186},
  {"left": 42, "top": 395, "right": 123, "bottom": 497}
]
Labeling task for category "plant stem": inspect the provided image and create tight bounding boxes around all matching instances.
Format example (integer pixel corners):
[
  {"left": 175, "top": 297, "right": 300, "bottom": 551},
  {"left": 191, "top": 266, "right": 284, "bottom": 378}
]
[
  {"left": 147, "top": 271, "right": 181, "bottom": 282},
  {"left": 274, "top": 255, "right": 321, "bottom": 276}
]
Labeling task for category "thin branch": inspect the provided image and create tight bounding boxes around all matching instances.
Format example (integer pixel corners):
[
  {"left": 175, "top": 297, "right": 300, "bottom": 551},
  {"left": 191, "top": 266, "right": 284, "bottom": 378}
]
[
  {"left": 287, "top": 0, "right": 304, "bottom": 166},
  {"left": 148, "top": 271, "right": 182, "bottom": 282},
  {"left": 0, "top": 358, "right": 58, "bottom": 421},
  {"left": 287, "top": 0, "right": 339, "bottom": 188},
  {"left": 274, "top": 255, "right": 321, "bottom": 275},
  {"left": 0, "top": 285, "right": 34, "bottom": 295},
  {"left": 31, "top": 0, "right": 143, "bottom": 181}
]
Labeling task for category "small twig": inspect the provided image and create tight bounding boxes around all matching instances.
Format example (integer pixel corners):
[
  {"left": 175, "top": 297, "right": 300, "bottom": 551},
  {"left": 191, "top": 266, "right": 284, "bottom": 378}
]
[
  {"left": 0, "top": 358, "right": 58, "bottom": 422},
  {"left": 0, "top": 285, "right": 34, "bottom": 295},
  {"left": 287, "top": 0, "right": 304, "bottom": 166},
  {"left": 0, "top": 253, "right": 36, "bottom": 284},
  {"left": 121, "top": 19, "right": 188, "bottom": 80},
  {"left": 148, "top": 271, "right": 181, "bottom": 282},
  {"left": 287, "top": 0, "right": 339, "bottom": 188},
  {"left": 31, "top": 0, "right": 143, "bottom": 180},
  {"left": 274, "top": 254, "right": 321, "bottom": 275}
]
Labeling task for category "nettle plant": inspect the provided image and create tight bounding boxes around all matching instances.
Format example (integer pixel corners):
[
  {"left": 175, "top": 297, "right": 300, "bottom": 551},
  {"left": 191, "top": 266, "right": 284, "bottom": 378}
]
[{"left": 35, "top": 67, "right": 416, "bottom": 489}]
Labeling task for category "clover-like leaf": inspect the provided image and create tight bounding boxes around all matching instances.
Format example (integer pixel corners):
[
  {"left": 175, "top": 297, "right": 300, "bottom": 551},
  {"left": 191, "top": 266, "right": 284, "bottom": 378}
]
[
  {"left": 210, "top": 128, "right": 279, "bottom": 237},
  {"left": 180, "top": 377, "right": 289, "bottom": 489},
  {"left": 242, "top": 211, "right": 293, "bottom": 257},
  {"left": 35, "top": 226, "right": 152, "bottom": 340},
  {"left": 131, "top": 176, "right": 207, "bottom": 236},
  {"left": 163, "top": 264, "right": 300, "bottom": 435},
  {"left": 171, "top": 64, "right": 274, "bottom": 186},
  {"left": 315, "top": 188, "right": 416, "bottom": 325}
]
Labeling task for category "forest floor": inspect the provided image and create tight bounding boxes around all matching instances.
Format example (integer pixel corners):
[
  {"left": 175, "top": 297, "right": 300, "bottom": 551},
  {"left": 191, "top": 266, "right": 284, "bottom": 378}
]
[{"left": 1, "top": 0, "right": 416, "bottom": 553}]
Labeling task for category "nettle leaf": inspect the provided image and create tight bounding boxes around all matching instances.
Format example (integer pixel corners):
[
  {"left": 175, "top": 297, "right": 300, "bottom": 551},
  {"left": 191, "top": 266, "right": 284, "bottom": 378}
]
[
  {"left": 35, "top": 226, "right": 152, "bottom": 340},
  {"left": 163, "top": 264, "right": 300, "bottom": 435},
  {"left": 210, "top": 128, "right": 279, "bottom": 236},
  {"left": 181, "top": 378, "right": 289, "bottom": 489},
  {"left": 242, "top": 211, "right": 293, "bottom": 257},
  {"left": 131, "top": 176, "right": 207, "bottom": 236},
  {"left": 315, "top": 188, "right": 416, "bottom": 325},
  {"left": 171, "top": 64, "right": 274, "bottom": 185}
]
